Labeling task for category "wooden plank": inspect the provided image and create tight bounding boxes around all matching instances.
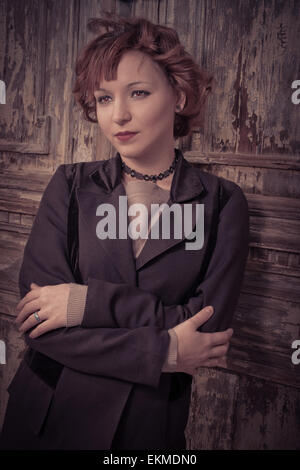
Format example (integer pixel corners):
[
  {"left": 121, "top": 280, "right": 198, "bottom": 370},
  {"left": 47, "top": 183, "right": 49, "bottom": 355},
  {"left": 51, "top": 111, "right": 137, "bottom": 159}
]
[
  {"left": 182, "top": 0, "right": 300, "bottom": 156},
  {"left": 228, "top": 292, "right": 300, "bottom": 388},
  {"left": 185, "top": 368, "right": 239, "bottom": 450},
  {"left": 249, "top": 215, "right": 300, "bottom": 253},
  {"left": 233, "top": 292, "right": 299, "bottom": 350},
  {"left": 0, "top": 232, "right": 27, "bottom": 251},
  {"left": 242, "top": 266, "right": 300, "bottom": 302},
  {"left": 189, "top": 161, "right": 300, "bottom": 198},
  {"left": 0, "top": 198, "right": 39, "bottom": 216},
  {"left": 0, "top": 170, "right": 52, "bottom": 191},
  {"left": 228, "top": 352, "right": 300, "bottom": 389},
  {"left": 0, "top": 0, "right": 6, "bottom": 76},
  {"left": 246, "top": 258, "right": 300, "bottom": 279},
  {"left": 0, "top": 222, "right": 31, "bottom": 235},
  {"left": 186, "top": 151, "right": 300, "bottom": 170},
  {"left": 232, "top": 375, "right": 300, "bottom": 449},
  {"left": 71, "top": 0, "right": 111, "bottom": 164},
  {"left": 249, "top": 246, "right": 300, "bottom": 271},
  {"left": 0, "top": 2, "right": 50, "bottom": 154},
  {"left": 246, "top": 193, "right": 300, "bottom": 220},
  {"left": 0, "top": 289, "right": 20, "bottom": 316}
]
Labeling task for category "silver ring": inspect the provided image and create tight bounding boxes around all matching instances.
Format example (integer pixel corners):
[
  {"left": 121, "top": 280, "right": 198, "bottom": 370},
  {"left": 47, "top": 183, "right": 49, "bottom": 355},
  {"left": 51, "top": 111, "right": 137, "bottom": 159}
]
[{"left": 33, "top": 311, "right": 41, "bottom": 323}]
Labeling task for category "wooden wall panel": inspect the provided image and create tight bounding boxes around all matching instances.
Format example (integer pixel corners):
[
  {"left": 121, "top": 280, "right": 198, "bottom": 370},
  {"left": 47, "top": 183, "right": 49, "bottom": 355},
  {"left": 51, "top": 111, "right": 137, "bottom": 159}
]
[
  {"left": 0, "top": 0, "right": 50, "bottom": 155},
  {"left": 185, "top": 369, "right": 300, "bottom": 450},
  {"left": 232, "top": 375, "right": 300, "bottom": 450},
  {"left": 0, "top": 0, "right": 80, "bottom": 172},
  {"left": 0, "top": 0, "right": 299, "bottom": 449},
  {"left": 186, "top": 153, "right": 300, "bottom": 197},
  {"left": 188, "top": 0, "right": 299, "bottom": 156},
  {"left": 71, "top": 0, "right": 117, "bottom": 163},
  {"left": 185, "top": 368, "right": 239, "bottom": 450}
]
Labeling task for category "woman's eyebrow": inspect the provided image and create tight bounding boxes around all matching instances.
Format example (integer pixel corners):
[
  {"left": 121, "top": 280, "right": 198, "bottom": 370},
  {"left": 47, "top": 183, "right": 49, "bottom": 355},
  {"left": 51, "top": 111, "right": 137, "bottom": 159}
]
[{"left": 96, "top": 81, "right": 153, "bottom": 92}]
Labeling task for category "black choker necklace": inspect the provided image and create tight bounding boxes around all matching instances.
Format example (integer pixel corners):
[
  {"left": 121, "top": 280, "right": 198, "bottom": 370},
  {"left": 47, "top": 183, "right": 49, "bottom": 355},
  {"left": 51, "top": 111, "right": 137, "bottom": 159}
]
[{"left": 121, "top": 152, "right": 179, "bottom": 183}]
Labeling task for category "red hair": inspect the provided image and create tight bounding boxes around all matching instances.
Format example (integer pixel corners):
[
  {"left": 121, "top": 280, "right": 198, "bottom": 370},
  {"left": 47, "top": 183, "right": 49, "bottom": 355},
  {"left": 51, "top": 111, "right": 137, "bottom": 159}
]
[{"left": 73, "top": 12, "right": 215, "bottom": 139}]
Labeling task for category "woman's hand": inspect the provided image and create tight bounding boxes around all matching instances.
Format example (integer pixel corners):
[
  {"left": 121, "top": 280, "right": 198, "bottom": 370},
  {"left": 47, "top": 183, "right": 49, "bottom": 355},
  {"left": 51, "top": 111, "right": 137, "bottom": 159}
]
[
  {"left": 172, "top": 306, "right": 233, "bottom": 375},
  {"left": 15, "top": 282, "right": 71, "bottom": 338}
]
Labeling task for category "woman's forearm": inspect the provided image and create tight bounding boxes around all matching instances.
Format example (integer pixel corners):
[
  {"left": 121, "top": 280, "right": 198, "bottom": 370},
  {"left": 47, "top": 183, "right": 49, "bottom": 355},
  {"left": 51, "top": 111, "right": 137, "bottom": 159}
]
[{"left": 66, "top": 282, "right": 178, "bottom": 372}]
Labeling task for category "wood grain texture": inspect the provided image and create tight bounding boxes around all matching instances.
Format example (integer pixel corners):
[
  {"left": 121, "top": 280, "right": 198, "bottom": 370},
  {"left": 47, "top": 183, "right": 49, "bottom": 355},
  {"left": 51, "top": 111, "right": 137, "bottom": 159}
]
[
  {"left": 185, "top": 368, "right": 239, "bottom": 450},
  {"left": 186, "top": 0, "right": 300, "bottom": 156},
  {"left": 232, "top": 375, "right": 300, "bottom": 450},
  {"left": 0, "top": 1, "right": 51, "bottom": 154},
  {"left": 185, "top": 154, "right": 300, "bottom": 197}
]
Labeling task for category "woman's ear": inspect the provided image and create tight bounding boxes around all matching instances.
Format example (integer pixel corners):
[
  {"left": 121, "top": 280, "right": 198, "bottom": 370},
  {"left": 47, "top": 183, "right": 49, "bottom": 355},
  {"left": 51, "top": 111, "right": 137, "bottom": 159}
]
[{"left": 175, "top": 91, "right": 186, "bottom": 113}]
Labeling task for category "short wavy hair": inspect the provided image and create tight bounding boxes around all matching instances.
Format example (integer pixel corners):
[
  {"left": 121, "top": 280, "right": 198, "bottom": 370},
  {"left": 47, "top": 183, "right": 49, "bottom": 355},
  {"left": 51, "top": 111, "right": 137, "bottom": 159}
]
[{"left": 73, "top": 12, "right": 215, "bottom": 139}]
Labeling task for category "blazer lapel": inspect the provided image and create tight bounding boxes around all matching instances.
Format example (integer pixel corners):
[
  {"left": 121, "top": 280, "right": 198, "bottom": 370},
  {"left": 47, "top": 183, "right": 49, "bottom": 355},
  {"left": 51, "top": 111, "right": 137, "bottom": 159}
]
[
  {"left": 135, "top": 150, "right": 206, "bottom": 270},
  {"left": 77, "top": 156, "right": 136, "bottom": 285},
  {"left": 77, "top": 149, "right": 206, "bottom": 282}
]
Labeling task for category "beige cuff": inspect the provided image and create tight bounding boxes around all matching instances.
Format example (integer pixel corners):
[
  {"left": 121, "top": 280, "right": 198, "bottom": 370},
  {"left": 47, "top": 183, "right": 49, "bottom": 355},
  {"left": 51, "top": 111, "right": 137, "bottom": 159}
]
[
  {"left": 66, "top": 283, "right": 88, "bottom": 327},
  {"left": 161, "top": 328, "right": 178, "bottom": 372}
]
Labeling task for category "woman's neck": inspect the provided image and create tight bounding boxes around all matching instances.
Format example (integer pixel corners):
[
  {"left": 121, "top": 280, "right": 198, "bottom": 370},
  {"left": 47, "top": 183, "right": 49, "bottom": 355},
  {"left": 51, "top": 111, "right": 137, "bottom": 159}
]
[
  {"left": 120, "top": 146, "right": 176, "bottom": 176},
  {"left": 121, "top": 170, "right": 173, "bottom": 191}
]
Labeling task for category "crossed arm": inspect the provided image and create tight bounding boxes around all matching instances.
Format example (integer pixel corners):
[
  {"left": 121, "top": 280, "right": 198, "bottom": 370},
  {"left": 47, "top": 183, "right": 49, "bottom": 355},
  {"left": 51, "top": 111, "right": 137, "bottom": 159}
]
[{"left": 15, "top": 164, "right": 249, "bottom": 386}]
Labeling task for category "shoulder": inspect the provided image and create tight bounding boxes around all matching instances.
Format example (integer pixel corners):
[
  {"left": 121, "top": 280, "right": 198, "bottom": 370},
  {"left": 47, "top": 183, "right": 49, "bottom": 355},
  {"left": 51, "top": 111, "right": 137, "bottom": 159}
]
[
  {"left": 48, "top": 160, "right": 111, "bottom": 195},
  {"left": 187, "top": 164, "right": 249, "bottom": 242},
  {"left": 186, "top": 159, "right": 248, "bottom": 210},
  {"left": 40, "top": 161, "right": 105, "bottom": 205},
  {"left": 58, "top": 160, "right": 104, "bottom": 181}
]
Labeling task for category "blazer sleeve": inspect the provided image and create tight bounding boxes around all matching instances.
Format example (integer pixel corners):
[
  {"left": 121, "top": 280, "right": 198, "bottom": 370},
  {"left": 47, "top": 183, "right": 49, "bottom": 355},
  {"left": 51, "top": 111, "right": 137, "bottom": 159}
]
[
  {"left": 81, "top": 183, "right": 250, "bottom": 333},
  {"left": 19, "top": 165, "right": 170, "bottom": 388}
]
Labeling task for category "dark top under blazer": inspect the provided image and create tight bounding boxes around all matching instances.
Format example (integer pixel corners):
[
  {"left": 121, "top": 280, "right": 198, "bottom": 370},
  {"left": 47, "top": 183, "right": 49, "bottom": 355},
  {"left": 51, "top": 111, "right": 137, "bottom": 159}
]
[{"left": 0, "top": 149, "right": 249, "bottom": 450}]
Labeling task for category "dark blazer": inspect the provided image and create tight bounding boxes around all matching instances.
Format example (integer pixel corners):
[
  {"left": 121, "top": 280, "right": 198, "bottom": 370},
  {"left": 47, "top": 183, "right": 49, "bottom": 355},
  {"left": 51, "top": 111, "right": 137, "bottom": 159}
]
[{"left": 0, "top": 149, "right": 249, "bottom": 450}]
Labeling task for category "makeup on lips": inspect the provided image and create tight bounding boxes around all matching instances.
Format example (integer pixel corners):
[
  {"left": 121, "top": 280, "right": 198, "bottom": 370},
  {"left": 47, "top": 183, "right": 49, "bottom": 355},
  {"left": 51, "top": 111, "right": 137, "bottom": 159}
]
[{"left": 115, "top": 132, "right": 138, "bottom": 142}]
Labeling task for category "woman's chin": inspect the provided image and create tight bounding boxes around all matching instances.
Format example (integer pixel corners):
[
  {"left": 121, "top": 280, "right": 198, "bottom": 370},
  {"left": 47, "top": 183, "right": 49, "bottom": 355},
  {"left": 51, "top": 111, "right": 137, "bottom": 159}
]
[{"left": 115, "top": 145, "right": 146, "bottom": 160}]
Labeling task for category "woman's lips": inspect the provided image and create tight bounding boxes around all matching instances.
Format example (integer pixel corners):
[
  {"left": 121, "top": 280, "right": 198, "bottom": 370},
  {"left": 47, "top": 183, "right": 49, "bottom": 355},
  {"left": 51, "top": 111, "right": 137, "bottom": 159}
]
[{"left": 115, "top": 132, "right": 138, "bottom": 142}]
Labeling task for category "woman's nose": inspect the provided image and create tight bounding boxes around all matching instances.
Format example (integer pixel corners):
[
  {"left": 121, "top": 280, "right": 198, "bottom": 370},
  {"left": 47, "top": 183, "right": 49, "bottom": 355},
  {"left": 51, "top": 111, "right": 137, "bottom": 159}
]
[{"left": 112, "top": 100, "right": 131, "bottom": 123}]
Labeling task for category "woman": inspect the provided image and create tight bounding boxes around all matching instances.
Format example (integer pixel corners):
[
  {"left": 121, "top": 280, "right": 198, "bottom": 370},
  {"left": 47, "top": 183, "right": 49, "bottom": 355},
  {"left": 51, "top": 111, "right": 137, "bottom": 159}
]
[{"left": 0, "top": 13, "right": 249, "bottom": 450}]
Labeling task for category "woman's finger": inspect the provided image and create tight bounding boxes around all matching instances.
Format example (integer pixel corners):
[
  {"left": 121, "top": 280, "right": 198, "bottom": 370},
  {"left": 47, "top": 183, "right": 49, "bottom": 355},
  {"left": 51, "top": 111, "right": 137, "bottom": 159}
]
[
  {"left": 202, "top": 357, "right": 226, "bottom": 368},
  {"left": 217, "top": 356, "right": 228, "bottom": 368},
  {"left": 15, "top": 298, "right": 41, "bottom": 326},
  {"left": 16, "top": 288, "right": 40, "bottom": 314},
  {"left": 18, "top": 310, "right": 45, "bottom": 334},
  {"left": 28, "top": 320, "right": 53, "bottom": 339},
  {"left": 30, "top": 282, "right": 40, "bottom": 289},
  {"left": 208, "top": 342, "right": 230, "bottom": 359},
  {"left": 209, "top": 328, "right": 234, "bottom": 347}
]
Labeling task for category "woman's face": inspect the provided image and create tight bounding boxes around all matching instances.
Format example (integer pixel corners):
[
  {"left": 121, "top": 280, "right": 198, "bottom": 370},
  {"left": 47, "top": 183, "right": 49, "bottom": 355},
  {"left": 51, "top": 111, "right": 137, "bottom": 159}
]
[{"left": 94, "top": 50, "right": 183, "bottom": 167}]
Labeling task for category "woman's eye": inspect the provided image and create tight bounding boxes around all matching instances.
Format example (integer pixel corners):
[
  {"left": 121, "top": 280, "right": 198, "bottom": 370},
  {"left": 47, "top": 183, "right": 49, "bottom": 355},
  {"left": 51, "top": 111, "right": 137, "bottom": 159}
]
[
  {"left": 97, "top": 95, "right": 110, "bottom": 104},
  {"left": 96, "top": 90, "right": 150, "bottom": 105},
  {"left": 132, "top": 90, "right": 150, "bottom": 98}
]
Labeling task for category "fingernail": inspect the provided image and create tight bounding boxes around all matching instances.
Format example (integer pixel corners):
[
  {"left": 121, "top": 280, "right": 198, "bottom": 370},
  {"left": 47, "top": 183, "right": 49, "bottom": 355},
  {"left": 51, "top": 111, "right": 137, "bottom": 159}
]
[{"left": 207, "top": 306, "right": 214, "bottom": 314}]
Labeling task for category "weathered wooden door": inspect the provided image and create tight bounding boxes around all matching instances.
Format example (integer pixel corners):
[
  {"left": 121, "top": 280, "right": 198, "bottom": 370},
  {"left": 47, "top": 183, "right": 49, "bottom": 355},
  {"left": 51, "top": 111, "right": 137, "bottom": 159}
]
[{"left": 0, "top": 0, "right": 299, "bottom": 449}]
